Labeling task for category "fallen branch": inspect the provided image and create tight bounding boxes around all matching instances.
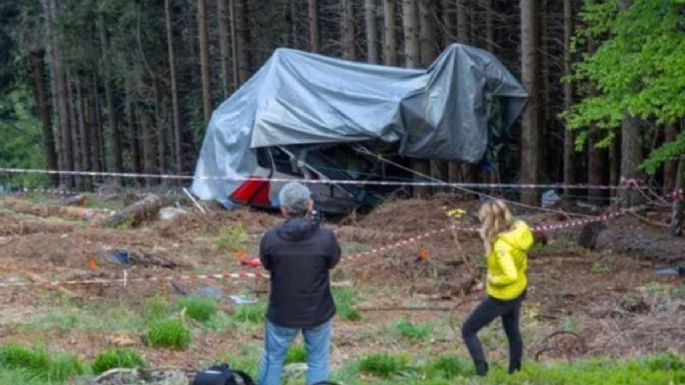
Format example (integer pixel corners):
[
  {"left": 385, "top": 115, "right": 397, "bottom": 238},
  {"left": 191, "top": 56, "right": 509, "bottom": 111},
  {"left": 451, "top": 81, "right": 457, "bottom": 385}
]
[{"left": 98, "top": 194, "right": 162, "bottom": 228}]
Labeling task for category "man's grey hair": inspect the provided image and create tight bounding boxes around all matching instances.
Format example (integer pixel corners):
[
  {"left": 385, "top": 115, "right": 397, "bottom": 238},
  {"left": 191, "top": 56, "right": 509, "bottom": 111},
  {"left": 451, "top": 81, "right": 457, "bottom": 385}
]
[{"left": 279, "top": 182, "right": 312, "bottom": 216}]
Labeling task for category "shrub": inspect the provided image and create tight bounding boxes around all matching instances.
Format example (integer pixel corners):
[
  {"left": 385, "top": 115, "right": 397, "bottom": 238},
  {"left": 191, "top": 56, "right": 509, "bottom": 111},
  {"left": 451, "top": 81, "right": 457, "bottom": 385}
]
[
  {"left": 91, "top": 348, "right": 146, "bottom": 374},
  {"left": 216, "top": 223, "right": 248, "bottom": 252},
  {"left": 177, "top": 296, "right": 218, "bottom": 322},
  {"left": 358, "top": 353, "right": 410, "bottom": 378},
  {"left": 147, "top": 318, "right": 192, "bottom": 349},
  {"left": 144, "top": 297, "right": 168, "bottom": 321},
  {"left": 333, "top": 288, "right": 361, "bottom": 322}
]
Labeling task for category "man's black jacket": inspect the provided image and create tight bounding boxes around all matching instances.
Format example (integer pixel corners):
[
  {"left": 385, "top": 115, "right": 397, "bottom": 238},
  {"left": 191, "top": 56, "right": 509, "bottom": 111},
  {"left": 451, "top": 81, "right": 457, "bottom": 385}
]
[{"left": 259, "top": 217, "right": 341, "bottom": 328}]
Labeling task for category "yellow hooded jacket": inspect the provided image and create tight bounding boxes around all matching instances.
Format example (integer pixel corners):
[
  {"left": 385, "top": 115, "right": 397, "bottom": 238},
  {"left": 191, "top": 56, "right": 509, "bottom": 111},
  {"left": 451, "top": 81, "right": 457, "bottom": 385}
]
[{"left": 486, "top": 220, "right": 534, "bottom": 300}]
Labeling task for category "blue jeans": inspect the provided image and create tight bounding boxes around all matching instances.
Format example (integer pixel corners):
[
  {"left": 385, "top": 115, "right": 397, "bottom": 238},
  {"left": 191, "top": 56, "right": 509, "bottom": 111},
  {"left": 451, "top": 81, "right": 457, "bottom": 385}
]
[{"left": 258, "top": 319, "right": 332, "bottom": 385}]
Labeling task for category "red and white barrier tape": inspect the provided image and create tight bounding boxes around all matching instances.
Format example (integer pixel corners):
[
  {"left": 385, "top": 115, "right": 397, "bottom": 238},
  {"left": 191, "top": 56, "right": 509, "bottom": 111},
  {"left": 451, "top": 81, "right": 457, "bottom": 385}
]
[
  {"left": 0, "top": 167, "right": 669, "bottom": 191},
  {"left": 0, "top": 271, "right": 269, "bottom": 289},
  {"left": 0, "top": 208, "right": 636, "bottom": 289}
]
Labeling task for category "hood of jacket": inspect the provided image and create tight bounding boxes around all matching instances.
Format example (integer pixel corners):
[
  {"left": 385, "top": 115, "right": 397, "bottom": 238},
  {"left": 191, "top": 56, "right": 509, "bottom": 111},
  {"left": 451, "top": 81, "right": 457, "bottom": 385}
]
[
  {"left": 497, "top": 220, "right": 534, "bottom": 251},
  {"left": 276, "top": 217, "right": 320, "bottom": 242}
]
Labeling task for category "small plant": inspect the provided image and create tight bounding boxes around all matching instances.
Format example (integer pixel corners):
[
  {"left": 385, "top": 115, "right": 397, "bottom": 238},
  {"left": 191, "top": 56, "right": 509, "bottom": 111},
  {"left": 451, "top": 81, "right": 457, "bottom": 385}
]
[
  {"left": 234, "top": 303, "right": 266, "bottom": 324},
  {"left": 177, "top": 296, "right": 218, "bottom": 322},
  {"left": 285, "top": 344, "right": 306, "bottom": 364},
  {"left": 143, "top": 297, "right": 168, "bottom": 321},
  {"left": 0, "top": 344, "right": 83, "bottom": 382},
  {"left": 147, "top": 318, "right": 192, "bottom": 349},
  {"left": 333, "top": 288, "right": 361, "bottom": 322},
  {"left": 91, "top": 349, "right": 146, "bottom": 374},
  {"left": 358, "top": 353, "right": 411, "bottom": 378},
  {"left": 591, "top": 260, "right": 611, "bottom": 274},
  {"left": 561, "top": 315, "right": 582, "bottom": 334},
  {"left": 426, "top": 355, "right": 467, "bottom": 379},
  {"left": 216, "top": 223, "right": 248, "bottom": 252},
  {"left": 392, "top": 318, "right": 433, "bottom": 342}
]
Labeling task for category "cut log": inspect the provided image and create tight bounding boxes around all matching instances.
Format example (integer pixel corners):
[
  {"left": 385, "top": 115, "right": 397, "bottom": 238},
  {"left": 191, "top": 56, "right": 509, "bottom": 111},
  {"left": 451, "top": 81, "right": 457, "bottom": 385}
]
[
  {"left": 4, "top": 198, "right": 106, "bottom": 221},
  {"left": 578, "top": 221, "right": 685, "bottom": 263},
  {"left": 98, "top": 194, "right": 163, "bottom": 228}
]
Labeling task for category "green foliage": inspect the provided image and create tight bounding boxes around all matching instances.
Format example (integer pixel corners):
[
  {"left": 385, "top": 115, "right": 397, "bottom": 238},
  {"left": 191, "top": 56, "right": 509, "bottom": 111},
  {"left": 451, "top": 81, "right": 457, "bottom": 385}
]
[
  {"left": 358, "top": 353, "right": 411, "bottom": 378},
  {"left": 233, "top": 302, "right": 267, "bottom": 324},
  {"left": 147, "top": 318, "right": 192, "bottom": 350},
  {"left": 285, "top": 345, "right": 306, "bottom": 364},
  {"left": 423, "top": 355, "right": 469, "bottom": 379},
  {"left": 91, "top": 348, "right": 146, "bottom": 374},
  {"left": 177, "top": 296, "right": 218, "bottom": 323},
  {"left": 391, "top": 318, "right": 433, "bottom": 342},
  {"left": 143, "top": 297, "right": 168, "bottom": 321},
  {"left": 0, "top": 344, "right": 83, "bottom": 383},
  {"left": 566, "top": 0, "right": 685, "bottom": 173},
  {"left": 333, "top": 287, "right": 361, "bottom": 321},
  {"left": 216, "top": 223, "right": 248, "bottom": 252}
]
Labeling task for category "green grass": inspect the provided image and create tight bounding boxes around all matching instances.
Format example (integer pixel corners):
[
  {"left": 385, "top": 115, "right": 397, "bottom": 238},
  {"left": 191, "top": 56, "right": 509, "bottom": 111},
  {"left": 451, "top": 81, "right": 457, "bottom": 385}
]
[
  {"left": 333, "top": 287, "right": 361, "bottom": 321},
  {"left": 143, "top": 297, "right": 168, "bottom": 321},
  {"left": 391, "top": 318, "right": 433, "bottom": 342},
  {"left": 285, "top": 344, "right": 306, "bottom": 364},
  {"left": 358, "top": 353, "right": 411, "bottom": 378},
  {"left": 0, "top": 344, "right": 84, "bottom": 384},
  {"left": 91, "top": 348, "right": 146, "bottom": 374},
  {"left": 147, "top": 318, "right": 192, "bottom": 350},
  {"left": 234, "top": 302, "right": 267, "bottom": 324},
  {"left": 177, "top": 296, "right": 218, "bottom": 322},
  {"left": 27, "top": 303, "right": 144, "bottom": 333}
]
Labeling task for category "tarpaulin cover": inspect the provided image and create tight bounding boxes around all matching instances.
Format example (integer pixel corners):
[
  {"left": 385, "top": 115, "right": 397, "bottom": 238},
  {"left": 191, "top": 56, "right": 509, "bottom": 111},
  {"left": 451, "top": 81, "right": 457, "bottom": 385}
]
[{"left": 192, "top": 43, "right": 528, "bottom": 202}]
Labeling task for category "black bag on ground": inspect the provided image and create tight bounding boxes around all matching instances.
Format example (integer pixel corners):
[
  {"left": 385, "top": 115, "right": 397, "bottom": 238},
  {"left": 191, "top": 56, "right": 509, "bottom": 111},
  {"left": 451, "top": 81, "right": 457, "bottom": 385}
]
[{"left": 192, "top": 363, "right": 255, "bottom": 385}]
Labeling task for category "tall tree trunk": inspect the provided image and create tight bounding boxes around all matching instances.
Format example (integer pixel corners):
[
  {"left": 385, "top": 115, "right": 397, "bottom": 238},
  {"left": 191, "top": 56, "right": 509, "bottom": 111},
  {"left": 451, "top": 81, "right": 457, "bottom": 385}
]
[
  {"left": 610, "top": 129, "right": 621, "bottom": 197},
  {"left": 670, "top": 152, "right": 685, "bottom": 237},
  {"left": 383, "top": 0, "right": 398, "bottom": 65},
  {"left": 229, "top": 0, "right": 240, "bottom": 86},
  {"left": 456, "top": 0, "right": 469, "bottom": 43},
  {"left": 663, "top": 124, "right": 679, "bottom": 191},
  {"left": 308, "top": 0, "right": 320, "bottom": 52},
  {"left": 91, "top": 74, "right": 105, "bottom": 175},
  {"left": 76, "top": 80, "right": 91, "bottom": 190},
  {"left": 587, "top": 124, "right": 609, "bottom": 202},
  {"left": 519, "top": 0, "right": 540, "bottom": 205},
  {"left": 30, "top": 51, "right": 58, "bottom": 186},
  {"left": 234, "top": 0, "right": 252, "bottom": 84},
  {"left": 563, "top": 0, "right": 575, "bottom": 196},
  {"left": 402, "top": 0, "right": 420, "bottom": 68},
  {"left": 440, "top": 0, "right": 454, "bottom": 47},
  {"left": 43, "top": 0, "right": 73, "bottom": 187},
  {"left": 484, "top": 0, "right": 494, "bottom": 52},
  {"left": 620, "top": 118, "right": 643, "bottom": 206},
  {"left": 98, "top": 14, "right": 123, "bottom": 184},
  {"left": 216, "top": 0, "right": 231, "bottom": 96},
  {"left": 125, "top": 78, "right": 143, "bottom": 181},
  {"left": 166, "top": 0, "right": 183, "bottom": 173},
  {"left": 66, "top": 73, "right": 81, "bottom": 189},
  {"left": 197, "top": 0, "right": 212, "bottom": 123},
  {"left": 153, "top": 79, "right": 166, "bottom": 176},
  {"left": 540, "top": 0, "right": 550, "bottom": 183},
  {"left": 365, "top": 0, "right": 379, "bottom": 63},
  {"left": 341, "top": 0, "right": 356, "bottom": 59}
]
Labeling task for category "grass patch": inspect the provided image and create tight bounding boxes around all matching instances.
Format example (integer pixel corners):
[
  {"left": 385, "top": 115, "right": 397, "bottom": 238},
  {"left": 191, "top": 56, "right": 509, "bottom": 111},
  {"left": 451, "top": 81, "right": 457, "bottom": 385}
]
[
  {"left": 91, "top": 348, "right": 146, "bottom": 374},
  {"left": 285, "top": 344, "right": 306, "bottom": 364},
  {"left": 0, "top": 344, "right": 83, "bottom": 383},
  {"left": 216, "top": 223, "right": 248, "bottom": 252},
  {"left": 147, "top": 318, "right": 191, "bottom": 350},
  {"left": 143, "top": 297, "right": 168, "bottom": 321},
  {"left": 177, "top": 296, "right": 218, "bottom": 322},
  {"left": 358, "top": 353, "right": 411, "bottom": 378},
  {"left": 392, "top": 318, "right": 433, "bottom": 342},
  {"left": 423, "top": 355, "right": 470, "bottom": 379},
  {"left": 333, "top": 287, "right": 361, "bottom": 321},
  {"left": 205, "top": 312, "right": 236, "bottom": 333},
  {"left": 234, "top": 302, "right": 266, "bottom": 324}
]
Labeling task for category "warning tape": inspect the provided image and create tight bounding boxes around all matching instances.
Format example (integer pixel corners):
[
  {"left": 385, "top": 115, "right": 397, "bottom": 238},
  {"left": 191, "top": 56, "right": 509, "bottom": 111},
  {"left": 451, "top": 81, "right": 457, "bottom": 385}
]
[
  {"left": 0, "top": 271, "right": 270, "bottom": 289},
  {"left": 0, "top": 208, "right": 636, "bottom": 289},
  {"left": 0, "top": 167, "right": 669, "bottom": 191}
]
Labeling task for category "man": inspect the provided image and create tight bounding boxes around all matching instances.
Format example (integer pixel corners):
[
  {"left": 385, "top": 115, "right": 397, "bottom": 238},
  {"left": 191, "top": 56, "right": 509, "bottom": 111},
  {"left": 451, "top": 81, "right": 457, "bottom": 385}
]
[{"left": 258, "top": 182, "right": 341, "bottom": 385}]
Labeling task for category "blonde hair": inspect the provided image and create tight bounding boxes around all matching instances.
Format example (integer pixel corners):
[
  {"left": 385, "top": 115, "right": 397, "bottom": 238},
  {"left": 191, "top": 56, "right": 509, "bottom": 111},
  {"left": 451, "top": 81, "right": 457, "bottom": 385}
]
[{"left": 478, "top": 199, "right": 514, "bottom": 255}]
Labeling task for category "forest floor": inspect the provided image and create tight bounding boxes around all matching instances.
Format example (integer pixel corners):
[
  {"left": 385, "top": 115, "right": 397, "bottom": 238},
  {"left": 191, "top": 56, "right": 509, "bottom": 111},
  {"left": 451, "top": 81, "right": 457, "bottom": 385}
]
[{"left": 0, "top": 192, "right": 683, "bottom": 384}]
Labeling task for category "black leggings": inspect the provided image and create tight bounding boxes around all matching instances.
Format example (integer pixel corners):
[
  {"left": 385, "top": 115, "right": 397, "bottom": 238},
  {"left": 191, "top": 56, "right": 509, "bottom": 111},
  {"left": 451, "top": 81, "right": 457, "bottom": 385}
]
[{"left": 461, "top": 291, "right": 526, "bottom": 375}]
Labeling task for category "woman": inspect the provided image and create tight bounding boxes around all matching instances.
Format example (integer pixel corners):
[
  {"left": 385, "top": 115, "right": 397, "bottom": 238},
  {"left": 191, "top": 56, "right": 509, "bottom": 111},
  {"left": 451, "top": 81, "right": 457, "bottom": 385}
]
[{"left": 462, "top": 199, "right": 534, "bottom": 376}]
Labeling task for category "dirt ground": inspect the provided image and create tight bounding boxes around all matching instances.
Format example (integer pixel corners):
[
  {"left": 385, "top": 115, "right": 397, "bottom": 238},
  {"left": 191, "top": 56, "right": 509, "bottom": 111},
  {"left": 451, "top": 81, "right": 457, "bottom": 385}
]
[{"left": 0, "top": 194, "right": 683, "bottom": 370}]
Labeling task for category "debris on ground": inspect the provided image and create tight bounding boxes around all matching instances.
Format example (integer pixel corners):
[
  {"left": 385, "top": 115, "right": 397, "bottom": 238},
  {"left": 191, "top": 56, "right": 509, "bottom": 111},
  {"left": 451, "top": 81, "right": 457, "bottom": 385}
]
[
  {"left": 99, "top": 195, "right": 163, "bottom": 228},
  {"left": 158, "top": 207, "right": 189, "bottom": 222}
]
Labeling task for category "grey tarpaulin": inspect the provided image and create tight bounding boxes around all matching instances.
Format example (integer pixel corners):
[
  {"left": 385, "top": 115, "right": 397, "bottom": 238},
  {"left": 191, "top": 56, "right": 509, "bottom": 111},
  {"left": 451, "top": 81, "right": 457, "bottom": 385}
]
[{"left": 191, "top": 43, "right": 528, "bottom": 202}]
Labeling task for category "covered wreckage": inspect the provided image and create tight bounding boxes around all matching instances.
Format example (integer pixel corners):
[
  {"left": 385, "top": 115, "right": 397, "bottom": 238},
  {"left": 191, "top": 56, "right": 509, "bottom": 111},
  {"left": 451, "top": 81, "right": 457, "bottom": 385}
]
[{"left": 191, "top": 43, "right": 528, "bottom": 210}]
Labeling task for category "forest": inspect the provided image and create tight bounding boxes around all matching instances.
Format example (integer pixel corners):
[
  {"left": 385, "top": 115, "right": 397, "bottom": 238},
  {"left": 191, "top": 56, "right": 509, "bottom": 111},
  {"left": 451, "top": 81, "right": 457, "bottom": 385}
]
[{"left": 0, "top": 0, "right": 683, "bottom": 204}]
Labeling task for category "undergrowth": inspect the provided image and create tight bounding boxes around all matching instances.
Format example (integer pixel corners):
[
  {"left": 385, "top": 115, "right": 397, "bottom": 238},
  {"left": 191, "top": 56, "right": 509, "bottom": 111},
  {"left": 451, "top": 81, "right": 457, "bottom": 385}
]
[
  {"left": 0, "top": 344, "right": 83, "bottom": 384},
  {"left": 234, "top": 302, "right": 267, "bottom": 324},
  {"left": 177, "top": 296, "right": 218, "bottom": 322},
  {"left": 147, "top": 318, "right": 192, "bottom": 349},
  {"left": 216, "top": 223, "right": 248, "bottom": 252},
  {"left": 91, "top": 348, "right": 146, "bottom": 374},
  {"left": 391, "top": 318, "right": 433, "bottom": 342},
  {"left": 333, "top": 287, "right": 361, "bottom": 321}
]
